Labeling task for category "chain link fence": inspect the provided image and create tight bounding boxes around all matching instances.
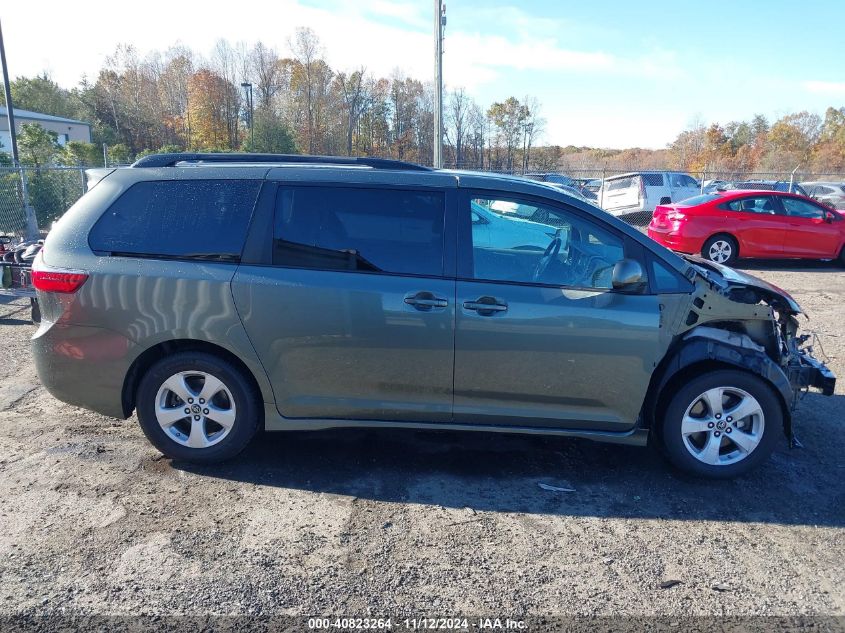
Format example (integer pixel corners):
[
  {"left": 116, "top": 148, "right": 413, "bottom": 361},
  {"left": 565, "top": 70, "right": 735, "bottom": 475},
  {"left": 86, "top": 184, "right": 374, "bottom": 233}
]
[
  {"left": 452, "top": 165, "right": 845, "bottom": 227},
  {"left": 0, "top": 167, "right": 89, "bottom": 239},
  {"left": 2, "top": 164, "right": 843, "bottom": 240}
]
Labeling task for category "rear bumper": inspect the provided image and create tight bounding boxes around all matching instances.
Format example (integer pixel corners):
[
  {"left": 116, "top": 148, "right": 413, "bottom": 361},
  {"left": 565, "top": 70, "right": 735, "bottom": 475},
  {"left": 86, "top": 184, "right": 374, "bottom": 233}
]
[
  {"left": 32, "top": 320, "right": 134, "bottom": 418},
  {"left": 647, "top": 227, "right": 701, "bottom": 254},
  {"left": 787, "top": 352, "right": 836, "bottom": 397}
]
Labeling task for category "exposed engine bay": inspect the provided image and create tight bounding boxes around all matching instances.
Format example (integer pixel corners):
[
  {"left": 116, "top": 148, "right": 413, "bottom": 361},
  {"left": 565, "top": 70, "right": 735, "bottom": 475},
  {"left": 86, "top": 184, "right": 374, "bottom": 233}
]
[{"left": 679, "top": 255, "right": 835, "bottom": 406}]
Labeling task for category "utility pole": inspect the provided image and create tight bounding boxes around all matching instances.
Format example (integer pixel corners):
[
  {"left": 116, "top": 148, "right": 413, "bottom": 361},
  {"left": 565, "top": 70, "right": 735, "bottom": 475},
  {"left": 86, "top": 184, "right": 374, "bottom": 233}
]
[
  {"left": 433, "top": 0, "right": 445, "bottom": 168},
  {"left": 0, "top": 19, "right": 38, "bottom": 239},
  {"left": 241, "top": 83, "right": 254, "bottom": 148}
]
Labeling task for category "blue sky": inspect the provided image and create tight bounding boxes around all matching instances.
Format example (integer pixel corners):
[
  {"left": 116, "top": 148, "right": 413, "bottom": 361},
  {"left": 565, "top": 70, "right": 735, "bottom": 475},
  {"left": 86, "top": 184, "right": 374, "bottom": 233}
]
[{"left": 3, "top": 0, "right": 844, "bottom": 148}]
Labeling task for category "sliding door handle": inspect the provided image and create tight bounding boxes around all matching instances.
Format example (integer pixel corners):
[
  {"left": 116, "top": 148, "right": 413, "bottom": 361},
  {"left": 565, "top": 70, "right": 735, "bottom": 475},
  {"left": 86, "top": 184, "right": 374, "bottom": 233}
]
[{"left": 463, "top": 297, "right": 508, "bottom": 315}]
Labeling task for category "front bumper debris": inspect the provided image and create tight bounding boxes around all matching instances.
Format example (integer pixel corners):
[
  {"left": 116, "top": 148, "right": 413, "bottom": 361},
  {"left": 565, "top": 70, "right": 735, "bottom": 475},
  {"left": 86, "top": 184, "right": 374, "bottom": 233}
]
[{"left": 787, "top": 352, "right": 836, "bottom": 397}]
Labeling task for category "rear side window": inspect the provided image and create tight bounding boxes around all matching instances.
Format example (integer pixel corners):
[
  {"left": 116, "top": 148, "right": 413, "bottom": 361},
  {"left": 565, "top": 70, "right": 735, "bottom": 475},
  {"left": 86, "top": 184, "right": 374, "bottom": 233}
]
[
  {"left": 89, "top": 180, "right": 260, "bottom": 259},
  {"left": 606, "top": 177, "right": 634, "bottom": 190},
  {"left": 273, "top": 186, "right": 445, "bottom": 276},
  {"left": 642, "top": 173, "right": 664, "bottom": 187},
  {"left": 721, "top": 196, "right": 777, "bottom": 214}
]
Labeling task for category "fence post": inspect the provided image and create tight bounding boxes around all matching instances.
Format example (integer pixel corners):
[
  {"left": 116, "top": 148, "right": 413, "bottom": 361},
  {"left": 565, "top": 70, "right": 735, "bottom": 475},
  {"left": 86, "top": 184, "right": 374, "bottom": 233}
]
[
  {"left": 599, "top": 165, "right": 606, "bottom": 209},
  {"left": 80, "top": 167, "right": 86, "bottom": 195},
  {"left": 19, "top": 167, "right": 39, "bottom": 239},
  {"left": 700, "top": 168, "right": 705, "bottom": 194}
]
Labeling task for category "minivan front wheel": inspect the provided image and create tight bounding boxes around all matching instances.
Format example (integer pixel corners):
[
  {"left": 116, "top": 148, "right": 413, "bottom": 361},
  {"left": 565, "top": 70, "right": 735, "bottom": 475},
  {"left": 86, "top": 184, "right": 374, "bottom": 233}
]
[
  {"left": 660, "top": 370, "right": 781, "bottom": 478},
  {"left": 136, "top": 352, "right": 260, "bottom": 463}
]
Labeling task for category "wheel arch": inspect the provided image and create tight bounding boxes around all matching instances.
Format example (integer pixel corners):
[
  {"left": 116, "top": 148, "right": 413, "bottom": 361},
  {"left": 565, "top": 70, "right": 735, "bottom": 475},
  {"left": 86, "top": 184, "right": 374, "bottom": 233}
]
[
  {"left": 642, "top": 334, "right": 793, "bottom": 443},
  {"left": 121, "top": 339, "right": 268, "bottom": 418},
  {"left": 703, "top": 231, "right": 741, "bottom": 257}
]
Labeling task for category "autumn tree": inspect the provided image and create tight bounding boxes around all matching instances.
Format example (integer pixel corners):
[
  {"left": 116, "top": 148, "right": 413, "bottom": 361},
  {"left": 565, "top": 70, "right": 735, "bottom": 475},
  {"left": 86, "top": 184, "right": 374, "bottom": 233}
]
[
  {"left": 487, "top": 97, "right": 529, "bottom": 171},
  {"left": 187, "top": 69, "right": 237, "bottom": 150},
  {"left": 762, "top": 111, "right": 822, "bottom": 171}
]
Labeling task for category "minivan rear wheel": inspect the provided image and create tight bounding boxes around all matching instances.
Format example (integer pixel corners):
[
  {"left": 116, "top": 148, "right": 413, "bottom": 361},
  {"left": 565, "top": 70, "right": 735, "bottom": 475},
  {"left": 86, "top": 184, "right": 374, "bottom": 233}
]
[
  {"left": 136, "top": 352, "right": 260, "bottom": 463},
  {"left": 660, "top": 370, "right": 781, "bottom": 478}
]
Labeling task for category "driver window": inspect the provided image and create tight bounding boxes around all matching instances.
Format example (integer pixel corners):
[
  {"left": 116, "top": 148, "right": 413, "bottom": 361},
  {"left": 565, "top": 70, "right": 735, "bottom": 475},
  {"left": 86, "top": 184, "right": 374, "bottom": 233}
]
[
  {"left": 780, "top": 197, "right": 824, "bottom": 219},
  {"left": 468, "top": 197, "right": 624, "bottom": 289}
]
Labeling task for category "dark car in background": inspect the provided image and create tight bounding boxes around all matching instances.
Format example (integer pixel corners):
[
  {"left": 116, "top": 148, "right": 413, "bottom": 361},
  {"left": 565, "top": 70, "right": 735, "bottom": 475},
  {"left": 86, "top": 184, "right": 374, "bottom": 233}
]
[
  {"left": 726, "top": 180, "right": 809, "bottom": 196},
  {"left": 31, "top": 154, "right": 834, "bottom": 478}
]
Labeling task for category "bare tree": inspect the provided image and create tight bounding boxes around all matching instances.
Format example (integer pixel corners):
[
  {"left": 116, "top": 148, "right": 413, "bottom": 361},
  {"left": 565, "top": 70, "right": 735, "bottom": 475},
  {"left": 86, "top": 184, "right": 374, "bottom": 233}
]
[
  {"left": 249, "top": 42, "right": 283, "bottom": 111},
  {"left": 210, "top": 39, "right": 244, "bottom": 148},
  {"left": 289, "top": 27, "right": 323, "bottom": 153},
  {"left": 337, "top": 67, "right": 367, "bottom": 156},
  {"left": 521, "top": 95, "right": 545, "bottom": 172},
  {"left": 446, "top": 87, "right": 471, "bottom": 168}
]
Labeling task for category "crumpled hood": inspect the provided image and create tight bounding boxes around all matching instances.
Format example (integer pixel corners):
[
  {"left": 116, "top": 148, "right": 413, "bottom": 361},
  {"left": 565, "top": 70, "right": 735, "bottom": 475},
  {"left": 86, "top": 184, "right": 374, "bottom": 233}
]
[{"left": 682, "top": 255, "right": 803, "bottom": 315}]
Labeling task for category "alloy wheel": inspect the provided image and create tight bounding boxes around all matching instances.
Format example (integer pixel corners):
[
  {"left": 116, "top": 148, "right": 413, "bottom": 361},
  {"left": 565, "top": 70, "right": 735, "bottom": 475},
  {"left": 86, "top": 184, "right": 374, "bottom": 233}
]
[
  {"left": 708, "top": 240, "right": 733, "bottom": 263},
  {"left": 681, "top": 386, "right": 765, "bottom": 466},
  {"left": 154, "top": 371, "right": 237, "bottom": 449}
]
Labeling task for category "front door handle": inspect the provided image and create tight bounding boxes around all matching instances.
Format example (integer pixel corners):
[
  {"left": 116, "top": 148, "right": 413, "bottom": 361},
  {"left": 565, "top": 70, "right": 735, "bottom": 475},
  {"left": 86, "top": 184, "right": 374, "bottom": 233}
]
[
  {"left": 404, "top": 291, "right": 448, "bottom": 310},
  {"left": 463, "top": 297, "right": 508, "bottom": 315}
]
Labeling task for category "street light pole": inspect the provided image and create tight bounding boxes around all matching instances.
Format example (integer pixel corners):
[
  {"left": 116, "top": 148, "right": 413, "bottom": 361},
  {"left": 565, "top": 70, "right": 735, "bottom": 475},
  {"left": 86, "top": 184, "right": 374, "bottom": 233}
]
[
  {"left": 1, "top": 21, "right": 20, "bottom": 166},
  {"left": 240, "top": 82, "right": 254, "bottom": 148},
  {"left": 433, "top": 0, "right": 445, "bottom": 168},
  {"left": 0, "top": 18, "right": 38, "bottom": 239}
]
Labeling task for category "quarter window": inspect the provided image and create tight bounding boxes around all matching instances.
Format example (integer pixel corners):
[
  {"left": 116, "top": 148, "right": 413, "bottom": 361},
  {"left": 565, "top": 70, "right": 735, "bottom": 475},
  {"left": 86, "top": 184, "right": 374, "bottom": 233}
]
[
  {"left": 272, "top": 186, "right": 445, "bottom": 276},
  {"left": 89, "top": 180, "right": 261, "bottom": 259},
  {"left": 466, "top": 197, "right": 624, "bottom": 289}
]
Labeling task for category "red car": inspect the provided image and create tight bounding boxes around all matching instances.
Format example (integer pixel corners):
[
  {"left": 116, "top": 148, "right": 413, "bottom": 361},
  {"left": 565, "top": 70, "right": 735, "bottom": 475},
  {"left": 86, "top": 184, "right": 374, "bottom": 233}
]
[{"left": 647, "top": 190, "right": 845, "bottom": 266}]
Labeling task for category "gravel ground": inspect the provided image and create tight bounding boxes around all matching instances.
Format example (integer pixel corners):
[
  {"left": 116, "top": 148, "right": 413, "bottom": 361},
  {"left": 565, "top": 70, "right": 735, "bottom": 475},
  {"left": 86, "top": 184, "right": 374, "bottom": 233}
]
[{"left": 0, "top": 261, "right": 843, "bottom": 627}]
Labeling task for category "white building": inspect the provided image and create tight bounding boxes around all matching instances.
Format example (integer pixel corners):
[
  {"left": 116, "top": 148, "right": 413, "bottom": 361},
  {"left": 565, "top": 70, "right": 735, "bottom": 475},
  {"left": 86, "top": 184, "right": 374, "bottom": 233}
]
[{"left": 0, "top": 106, "right": 92, "bottom": 151}]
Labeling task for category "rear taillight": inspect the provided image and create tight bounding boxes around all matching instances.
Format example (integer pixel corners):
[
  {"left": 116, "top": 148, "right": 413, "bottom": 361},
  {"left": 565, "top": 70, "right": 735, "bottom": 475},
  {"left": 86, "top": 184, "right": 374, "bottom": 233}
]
[{"left": 31, "top": 257, "right": 88, "bottom": 293}]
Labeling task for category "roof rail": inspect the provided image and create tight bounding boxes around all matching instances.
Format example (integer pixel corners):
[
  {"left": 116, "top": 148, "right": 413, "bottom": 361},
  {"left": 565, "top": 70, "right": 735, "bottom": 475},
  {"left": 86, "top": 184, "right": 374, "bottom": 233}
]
[{"left": 130, "top": 152, "right": 432, "bottom": 171}]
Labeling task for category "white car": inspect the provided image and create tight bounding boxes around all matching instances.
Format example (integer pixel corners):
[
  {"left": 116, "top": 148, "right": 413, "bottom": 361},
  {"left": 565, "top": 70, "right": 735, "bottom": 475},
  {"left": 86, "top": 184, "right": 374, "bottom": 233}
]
[
  {"left": 472, "top": 201, "right": 558, "bottom": 250},
  {"left": 598, "top": 171, "right": 699, "bottom": 220}
]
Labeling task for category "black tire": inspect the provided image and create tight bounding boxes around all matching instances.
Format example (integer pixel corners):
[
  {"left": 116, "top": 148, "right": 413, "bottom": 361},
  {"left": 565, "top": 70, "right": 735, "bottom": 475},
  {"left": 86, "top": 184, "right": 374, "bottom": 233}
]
[
  {"left": 136, "top": 352, "right": 261, "bottom": 463},
  {"left": 702, "top": 234, "right": 738, "bottom": 266},
  {"left": 660, "top": 369, "right": 781, "bottom": 478},
  {"left": 838, "top": 246, "right": 845, "bottom": 268},
  {"left": 659, "top": 196, "right": 672, "bottom": 205}
]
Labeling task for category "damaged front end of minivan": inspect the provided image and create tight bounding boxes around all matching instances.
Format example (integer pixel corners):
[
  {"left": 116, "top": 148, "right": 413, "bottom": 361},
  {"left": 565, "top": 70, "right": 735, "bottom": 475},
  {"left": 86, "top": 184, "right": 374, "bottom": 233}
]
[{"left": 653, "top": 255, "right": 835, "bottom": 446}]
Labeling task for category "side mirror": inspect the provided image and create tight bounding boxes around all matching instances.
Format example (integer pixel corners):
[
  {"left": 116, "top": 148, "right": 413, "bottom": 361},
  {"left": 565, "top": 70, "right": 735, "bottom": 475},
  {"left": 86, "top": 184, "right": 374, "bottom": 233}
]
[
  {"left": 611, "top": 258, "right": 646, "bottom": 292},
  {"left": 824, "top": 210, "right": 836, "bottom": 223}
]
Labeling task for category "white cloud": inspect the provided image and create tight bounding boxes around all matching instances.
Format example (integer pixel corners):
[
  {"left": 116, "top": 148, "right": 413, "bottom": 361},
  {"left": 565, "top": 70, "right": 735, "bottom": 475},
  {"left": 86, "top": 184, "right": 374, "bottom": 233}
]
[
  {"left": 803, "top": 80, "right": 845, "bottom": 95},
  {"left": 0, "top": 0, "right": 685, "bottom": 145}
]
